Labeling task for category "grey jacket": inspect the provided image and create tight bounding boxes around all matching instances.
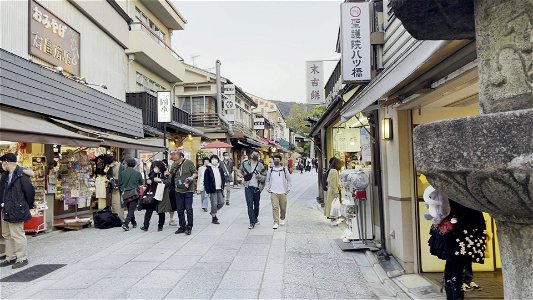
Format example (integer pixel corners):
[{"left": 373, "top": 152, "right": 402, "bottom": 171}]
[
  {"left": 221, "top": 159, "right": 234, "bottom": 182},
  {"left": 238, "top": 160, "right": 266, "bottom": 191}
]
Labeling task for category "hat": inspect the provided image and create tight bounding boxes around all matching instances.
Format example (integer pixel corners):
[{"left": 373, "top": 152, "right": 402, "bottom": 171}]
[
  {"left": 126, "top": 158, "right": 137, "bottom": 167},
  {"left": 0, "top": 153, "right": 17, "bottom": 163}
]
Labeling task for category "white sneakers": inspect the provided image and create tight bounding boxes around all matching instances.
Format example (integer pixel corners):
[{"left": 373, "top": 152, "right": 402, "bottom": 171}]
[
  {"left": 279, "top": 219, "right": 286, "bottom": 226},
  {"left": 273, "top": 223, "right": 279, "bottom": 229},
  {"left": 169, "top": 220, "right": 178, "bottom": 226}
]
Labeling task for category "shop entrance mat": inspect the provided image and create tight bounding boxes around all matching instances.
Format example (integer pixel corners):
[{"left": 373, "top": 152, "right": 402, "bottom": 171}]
[{"left": 0, "top": 264, "right": 66, "bottom": 282}]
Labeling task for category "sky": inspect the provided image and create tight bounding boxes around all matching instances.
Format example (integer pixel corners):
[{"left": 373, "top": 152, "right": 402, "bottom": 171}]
[{"left": 171, "top": 1, "right": 342, "bottom": 103}]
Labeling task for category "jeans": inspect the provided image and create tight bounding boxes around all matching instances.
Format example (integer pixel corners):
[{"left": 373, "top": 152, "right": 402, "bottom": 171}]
[
  {"left": 123, "top": 199, "right": 137, "bottom": 227},
  {"left": 201, "top": 191, "right": 209, "bottom": 209},
  {"left": 245, "top": 186, "right": 261, "bottom": 224},
  {"left": 209, "top": 190, "right": 225, "bottom": 216},
  {"left": 143, "top": 207, "right": 165, "bottom": 229},
  {"left": 176, "top": 192, "right": 194, "bottom": 229}
]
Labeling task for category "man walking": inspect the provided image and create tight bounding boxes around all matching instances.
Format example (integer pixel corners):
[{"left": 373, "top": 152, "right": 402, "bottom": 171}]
[
  {"left": 239, "top": 149, "right": 266, "bottom": 229},
  {"left": 221, "top": 152, "right": 234, "bottom": 205},
  {"left": 265, "top": 154, "right": 291, "bottom": 229},
  {"left": 170, "top": 152, "right": 197, "bottom": 235},
  {"left": 0, "top": 153, "right": 35, "bottom": 269}
]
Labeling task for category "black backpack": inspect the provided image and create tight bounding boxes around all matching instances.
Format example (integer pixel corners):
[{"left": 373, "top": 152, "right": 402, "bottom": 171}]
[
  {"left": 93, "top": 206, "right": 122, "bottom": 229},
  {"left": 322, "top": 169, "right": 331, "bottom": 191}
]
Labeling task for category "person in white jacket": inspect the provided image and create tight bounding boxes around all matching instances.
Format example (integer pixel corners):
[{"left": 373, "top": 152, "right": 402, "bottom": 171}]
[
  {"left": 264, "top": 154, "right": 292, "bottom": 229},
  {"left": 196, "top": 157, "right": 210, "bottom": 212}
]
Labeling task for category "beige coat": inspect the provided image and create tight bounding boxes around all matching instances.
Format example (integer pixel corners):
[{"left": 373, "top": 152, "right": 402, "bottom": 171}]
[{"left": 325, "top": 169, "right": 341, "bottom": 218}]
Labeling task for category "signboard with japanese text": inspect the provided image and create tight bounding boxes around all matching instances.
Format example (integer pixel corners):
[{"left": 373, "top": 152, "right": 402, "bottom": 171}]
[
  {"left": 340, "top": 2, "right": 371, "bottom": 82},
  {"left": 157, "top": 91, "right": 171, "bottom": 123},
  {"left": 254, "top": 117, "right": 265, "bottom": 130},
  {"left": 360, "top": 127, "right": 372, "bottom": 162},
  {"left": 306, "top": 61, "right": 325, "bottom": 104},
  {"left": 29, "top": 0, "right": 80, "bottom": 76},
  {"left": 223, "top": 84, "right": 236, "bottom": 121}
]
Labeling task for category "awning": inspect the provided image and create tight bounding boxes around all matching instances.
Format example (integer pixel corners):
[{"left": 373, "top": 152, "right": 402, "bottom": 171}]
[
  {"left": 341, "top": 40, "right": 448, "bottom": 120},
  {"left": 52, "top": 119, "right": 165, "bottom": 152},
  {"left": 0, "top": 108, "right": 102, "bottom": 147},
  {"left": 246, "top": 138, "right": 269, "bottom": 148}
]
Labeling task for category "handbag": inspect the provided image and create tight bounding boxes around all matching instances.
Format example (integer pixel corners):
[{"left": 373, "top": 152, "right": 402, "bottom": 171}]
[
  {"left": 330, "top": 193, "right": 342, "bottom": 218},
  {"left": 154, "top": 182, "right": 165, "bottom": 201},
  {"left": 122, "top": 173, "right": 139, "bottom": 203},
  {"left": 243, "top": 162, "right": 258, "bottom": 181}
]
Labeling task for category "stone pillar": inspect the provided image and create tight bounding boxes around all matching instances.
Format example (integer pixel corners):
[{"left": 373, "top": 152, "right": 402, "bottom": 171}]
[{"left": 474, "top": 0, "right": 533, "bottom": 113}]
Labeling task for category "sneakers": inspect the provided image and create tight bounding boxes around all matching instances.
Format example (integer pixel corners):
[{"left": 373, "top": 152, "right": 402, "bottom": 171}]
[
  {"left": 158, "top": 226, "right": 163, "bottom": 232},
  {"left": 279, "top": 219, "right": 286, "bottom": 226},
  {"left": 467, "top": 282, "right": 481, "bottom": 291},
  {"left": 140, "top": 226, "right": 148, "bottom": 231},
  {"left": 461, "top": 283, "right": 472, "bottom": 292},
  {"left": 131, "top": 222, "right": 137, "bottom": 229},
  {"left": 226, "top": 201, "right": 230, "bottom": 205},
  {"left": 175, "top": 227, "right": 186, "bottom": 234},
  {"left": 122, "top": 225, "right": 130, "bottom": 231},
  {"left": 169, "top": 220, "right": 178, "bottom": 226},
  {"left": 12, "top": 260, "right": 28, "bottom": 269},
  {"left": 212, "top": 216, "right": 220, "bottom": 224},
  {"left": 248, "top": 223, "right": 255, "bottom": 229},
  {"left": 255, "top": 219, "right": 260, "bottom": 225},
  {"left": 0, "top": 259, "right": 15, "bottom": 267},
  {"left": 273, "top": 223, "right": 279, "bottom": 229}
]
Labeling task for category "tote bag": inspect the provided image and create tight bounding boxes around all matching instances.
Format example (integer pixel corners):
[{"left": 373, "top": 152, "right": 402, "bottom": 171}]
[{"left": 154, "top": 182, "right": 165, "bottom": 201}]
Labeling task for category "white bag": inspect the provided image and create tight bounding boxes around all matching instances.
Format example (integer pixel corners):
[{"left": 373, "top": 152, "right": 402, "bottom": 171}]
[
  {"left": 154, "top": 182, "right": 165, "bottom": 201},
  {"left": 330, "top": 197, "right": 342, "bottom": 218}
]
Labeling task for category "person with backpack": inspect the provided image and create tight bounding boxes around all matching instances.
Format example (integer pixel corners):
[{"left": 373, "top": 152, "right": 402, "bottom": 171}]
[
  {"left": 120, "top": 158, "right": 143, "bottom": 231},
  {"left": 238, "top": 149, "right": 266, "bottom": 229},
  {"left": 201, "top": 155, "right": 226, "bottom": 224},
  {"left": 140, "top": 161, "right": 172, "bottom": 232},
  {"left": 265, "top": 154, "right": 292, "bottom": 229}
]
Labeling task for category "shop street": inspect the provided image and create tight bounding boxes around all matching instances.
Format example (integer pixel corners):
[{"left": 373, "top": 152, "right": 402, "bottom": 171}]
[{"left": 0, "top": 172, "right": 400, "bottom": 300}]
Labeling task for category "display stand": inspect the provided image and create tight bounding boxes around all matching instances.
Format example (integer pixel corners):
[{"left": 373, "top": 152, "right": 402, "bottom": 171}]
[{"left": 24, "top": 209, "right": 47, "bottom": 235}]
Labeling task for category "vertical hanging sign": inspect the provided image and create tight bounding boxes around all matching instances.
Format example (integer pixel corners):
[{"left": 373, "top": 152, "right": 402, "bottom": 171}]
[
  {"left": 340, "top": 2, "right": 372, "bottom": 82},
  {"left": 306, "top": 61, "right": 325, "bottom": 104},
  {"left": 157, "top": 91, "right": 171, "bottom": 122}
]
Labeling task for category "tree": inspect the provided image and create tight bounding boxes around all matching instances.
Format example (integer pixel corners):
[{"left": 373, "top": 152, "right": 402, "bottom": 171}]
[
  {"left": 285, "top": 104, "right": 308, "bottom": 135},
  {"left": 306, "top": 105, "right": 325, "bottom": 119}
]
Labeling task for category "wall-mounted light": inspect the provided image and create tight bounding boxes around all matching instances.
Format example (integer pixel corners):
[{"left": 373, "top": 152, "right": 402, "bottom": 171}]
[
  {"left": 188, "top": 133, "right": 193, "bottom": 140},
  {"left": 381, "top": 118, "right": 393, "bottom": 140}
]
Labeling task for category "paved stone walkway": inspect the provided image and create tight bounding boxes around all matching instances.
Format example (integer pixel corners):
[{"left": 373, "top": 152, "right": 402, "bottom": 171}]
[{"left": 0, "top": 172, "right": 399, "bottom": 299}]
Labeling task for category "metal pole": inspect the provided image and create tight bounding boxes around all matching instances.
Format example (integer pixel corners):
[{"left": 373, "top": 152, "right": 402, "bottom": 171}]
[{"left": 163, "top": 122, "right": 168, "bottom": 163}]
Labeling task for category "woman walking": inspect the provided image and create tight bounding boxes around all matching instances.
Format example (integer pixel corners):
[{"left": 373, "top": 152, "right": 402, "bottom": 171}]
[
  {"left": 140, "top": 161, "right": 172, "bottom": 232},
  {"left": 325, "top": 157, "right": 343, "bottom": 225},
  {"left": 201, "top": 155, "right": 226, "bottom": 224},
  {"left": 196, "top": 157, "right": 210, "bottom": 212},
  {"left": 121, "top": 159, "right": 143, "bottom": 231}
]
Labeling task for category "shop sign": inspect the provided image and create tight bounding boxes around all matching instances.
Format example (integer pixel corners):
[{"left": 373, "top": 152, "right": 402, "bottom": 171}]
[
  {"left": 306, "top": 61, "right": 325, "bottom": 104},
  {"left": 223, "top": 84, "right": 236, "bottom": 121},
  {"left": 360, "top": 127, "right": 372, "bottom": 162},
  {"left": 29, "top": 0, "right": 80, "bottom": 76},
  {"left": 157, "top": 91, "right": 172, "bottom": 123},
  {"left": 340, "top": 2, "right": 371, "bottom": 82},
  {"left": 254, "top": 117, "right": 265, "bottom": 130},
  {"left": 334, "top": 128, "right": 361, "bottom": 153}
]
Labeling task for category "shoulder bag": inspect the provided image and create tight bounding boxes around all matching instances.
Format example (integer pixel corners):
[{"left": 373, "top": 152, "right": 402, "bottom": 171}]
[
  {"left": 243, "top": 162, "right": 258, "bottom": 181},
  {"left": 122, "top": 172, "right": 139, "bottom": 204}
]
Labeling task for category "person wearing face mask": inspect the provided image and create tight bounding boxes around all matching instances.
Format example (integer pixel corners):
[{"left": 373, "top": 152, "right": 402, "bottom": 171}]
[
  {"left": 265, "top": 154, "right": 292, "bottom": 229},
  {"left": 169, "top": 152, "right": 198, "bottom": 235},
  {"left": 196, "top": 157, "right": 211, "bottom": 212},
  {"left": 221, "top": 152, "right": 234, "bottom": 205},
  {"left": 238, "top": 149, "right": 266, "bottom": 229},
  {"left": 201, "top": 155, "right": 226, "bottom": 224},
  {"left": 140, "top": 161, "right": 172, "bottom": 232}
]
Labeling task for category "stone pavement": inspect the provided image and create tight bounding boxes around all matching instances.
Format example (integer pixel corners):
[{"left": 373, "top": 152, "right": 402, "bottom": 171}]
[{"left": 0, "top": 171, "right": 402, "bottom": 299}]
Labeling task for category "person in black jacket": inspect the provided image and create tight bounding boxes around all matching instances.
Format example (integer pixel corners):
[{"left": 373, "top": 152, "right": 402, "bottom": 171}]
[
  {"left": 201, "top": 155, "right": 225, "bottom": 224},
  {"left": 428, "top": 192, "right": 487, "bottom": 300},
  {"left": 140, "top": 161, "right": 172, "bottom": 232},
  {"left": 0, "top": 153, "right": 35, "bottom": 269}
]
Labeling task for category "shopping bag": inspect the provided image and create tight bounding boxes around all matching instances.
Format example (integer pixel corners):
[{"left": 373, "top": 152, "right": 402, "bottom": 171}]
[
  {"left": 154, "top": 182, "right": 165, "bottom": 201},
  {"left": 330, "top": 197, "right": 341, "bottom": 218}
]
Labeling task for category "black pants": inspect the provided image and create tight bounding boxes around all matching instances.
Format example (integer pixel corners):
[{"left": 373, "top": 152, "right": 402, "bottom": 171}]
[
  {"left": 124, "top": 200, "right": 137, "bottom": 227},
  {"left": 444, "top": 256, "right": 467, "bottom": 300},
  {"left": 464, "top": 261, "right": 473, "bottom": 284},
  {"left": 176, "top": 192, "right": 193, "bottom": 229},
  {"left": 245, "top": 186, "right": 261, "bottom": 224},
  {"left": 143, "top": 207, "right": 165, "bottom": 229}
]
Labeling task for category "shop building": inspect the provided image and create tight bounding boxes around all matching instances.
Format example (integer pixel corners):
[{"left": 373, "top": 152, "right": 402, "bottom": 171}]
[{"left": 0, "top": 0, "right": 162, "bottom": 233}]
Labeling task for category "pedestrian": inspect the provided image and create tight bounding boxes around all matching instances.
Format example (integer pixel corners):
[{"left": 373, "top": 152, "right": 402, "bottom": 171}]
[
  {"left": 0, "top": 153, "right": 35, "bottom": 269},
  {"left": 120, "top": 158, "right": 143, "bottom": 231},
  {"left": 196, "top": 157, "right": 210, "bottom": 212},
  {"left": 239, "top": 149, "right": 266, "bottom": 229},
  {"left": 221, "top": 152, "right": 234, "bottom": 205},
  {"left": 140, "top": 161, "right": 172, "bottom": 232},
  {"left": 299, "top": 157, "right": 305, "bottom": 174},
  {"left": 265, "top": 154, "right": 291, "bottom": 229},
  {"left": 107, "top": 156, "right": 125, "bottom": 222},
  {"left": 425, "top": 187, "right": 487, "bottom": 300},
  {"left": 170, "top": 152, "right": 197, "bottom": 235},
  {"left": 202, "top": 155, "right": 225, "bottom": 224},
  {"left": 167, "top": 152, "right": 180, "bottom": 226},
  {"left": 287, "top": 158, "right": 294, "bottom": 174},
  {"left": 325, "top": 157, "right": 343, "bottom": 225}
]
